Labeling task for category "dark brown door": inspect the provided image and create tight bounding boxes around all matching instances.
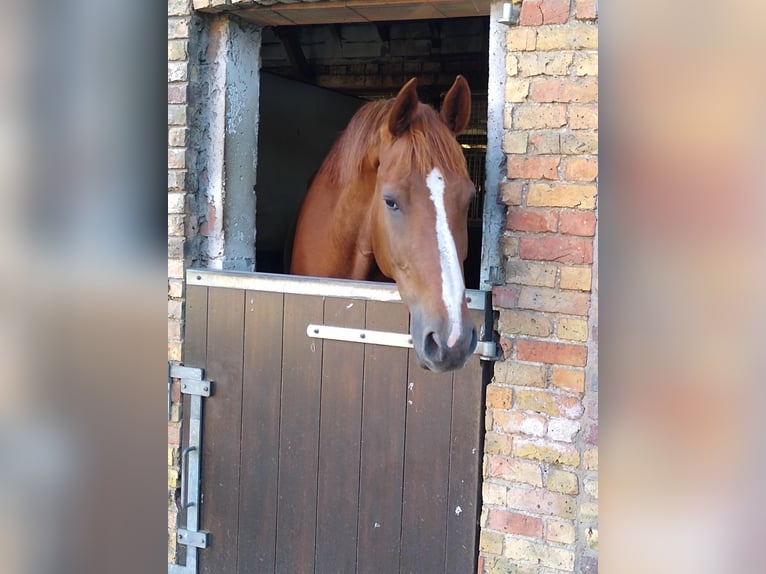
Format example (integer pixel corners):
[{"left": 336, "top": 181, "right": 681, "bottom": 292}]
[{"left": 182, "top": 272, "right": 489, "bottom": 574}]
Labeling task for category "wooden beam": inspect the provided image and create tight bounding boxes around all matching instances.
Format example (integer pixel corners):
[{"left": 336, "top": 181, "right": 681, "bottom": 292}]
[{"left": 274, "top": 27, "right": 314, "bottom": 83}]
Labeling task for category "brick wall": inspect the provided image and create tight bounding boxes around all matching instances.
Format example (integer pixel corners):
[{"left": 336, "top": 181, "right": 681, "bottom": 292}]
[
  {"left": 168, "top": 0, "right": 193, "bottom": 564},
  {"left": 480, "top": 1, "right": 598, "bottom": 572}
]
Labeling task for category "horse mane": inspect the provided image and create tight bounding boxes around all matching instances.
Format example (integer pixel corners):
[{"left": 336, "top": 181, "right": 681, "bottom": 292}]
[{"left": 317, "top": 98, "right": 468, "bottom": 189}]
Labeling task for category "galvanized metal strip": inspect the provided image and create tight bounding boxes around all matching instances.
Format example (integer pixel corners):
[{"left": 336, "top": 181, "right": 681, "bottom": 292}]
[
  {"left": 180, "top": 378, "right": 213, "bottom": 397},
  {"left": 186, "top": 269, "right": 487, "bottom": 311},
  {"left": 170, "top": 365, "right": 204, "bottom": 380},
  {"left": 307, "top": 324, "right": 413, "bottom": 348},
  {"left": 306, "top": 324, "right": 498, "bottom": 360},
  {"left": 177, "top": 529, "right": 209, "bottom": 549}
]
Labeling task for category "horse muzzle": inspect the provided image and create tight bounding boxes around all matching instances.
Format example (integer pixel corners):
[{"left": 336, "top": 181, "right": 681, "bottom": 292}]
[{"left": 410, "top": 310, "right": 477, "bottom": 372}]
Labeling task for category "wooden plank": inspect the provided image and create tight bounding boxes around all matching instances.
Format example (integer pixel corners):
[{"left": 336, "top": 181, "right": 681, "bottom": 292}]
[
  {"left": 275, "top": 293, "right": 324, "bottom": 574},
  {"left": 199, "top": 287, "right": 245, "bottom": 574},
  {"left": 445, "top": 310, "right": 485, "bottom": 574},
  {"left": 356, "top": 301, "right": 410, "bottom": 574},
  {"left": 184, "top": 285, "right": 209, "bottom": 367},
  {"left": 314, "top": 297, "right": 366, "bottom": 573},
  {"left": 399, "top": 353, "right": 454, "bottom": 574},
  {"left": 237, "top": 291, "right": 284, "bottom": 573}
]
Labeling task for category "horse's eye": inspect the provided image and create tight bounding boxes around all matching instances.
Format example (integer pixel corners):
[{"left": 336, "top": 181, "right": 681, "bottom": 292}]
[{"left": 384, "top": 197, "right": 399, "bottom": 211}]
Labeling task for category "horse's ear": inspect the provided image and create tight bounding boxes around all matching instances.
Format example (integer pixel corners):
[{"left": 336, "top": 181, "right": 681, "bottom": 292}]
[
  {"left": 388, "top": 77, "right": 419, "bottom": 137},
  {"left": 441, "top": 75, "right": 471, "bottom": 134}
]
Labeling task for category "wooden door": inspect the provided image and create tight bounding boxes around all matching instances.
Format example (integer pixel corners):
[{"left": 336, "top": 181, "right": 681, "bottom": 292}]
[{"left": 181, "top": 270, "right": 490, "bottom": 574}]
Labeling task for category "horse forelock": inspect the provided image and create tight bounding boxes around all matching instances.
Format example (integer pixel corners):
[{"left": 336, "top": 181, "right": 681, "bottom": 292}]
[{"left": 318, "top": 100, "right": 468, "bottom": 190}]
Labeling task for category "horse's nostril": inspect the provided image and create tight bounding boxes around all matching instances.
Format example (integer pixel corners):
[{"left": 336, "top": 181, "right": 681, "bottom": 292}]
[{"left": 423, "top": 331, "right": 440, "bottom": 359}]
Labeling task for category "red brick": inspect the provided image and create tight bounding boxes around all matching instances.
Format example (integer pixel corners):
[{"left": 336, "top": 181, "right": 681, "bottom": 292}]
[
  {"left": 517, "top": 286, "right": 590, "bottom": 315},
  {"left": 507, "top": 156, "right": 561, "bottom": 180},
  {"left": 492, "top": 285, "right": 519, "bottom": 308},
  {"left": 488, "top": 509, "right": 543, "bottom": 538},
  {"left": 507, "top": 209, "right": 558, "bottom": 233},
  {"left": 529, "top": 78, "right": 598, "bottom": 103},
  {"left": 168, "top": 422, "right": 180, "bottom": 446},
  {"left": 575, "top": 0, "right": 597, "bottom": 20},
  {"left": 168, "top": 84, "right": 187, "bottom": 104},
  {"left": 506, "top": 486, "right": 576, "bottom": 519},
  {"left": 486, "top": 456, "right": 543, "bottom": 486},
  {"left": 168, "top": 149, "right": 186, "bottom": 169},
  {"left": 519, "top": 236, "right": 593, "bottom": 264},
  {"left": 563, "top": 157, "right": 598, "bottom": 181},
  {"left": 517, "top": 340, "right": 587, "bottom": 366},
  {"left": 520, "top": 0, "right": 570, "bottom": 26},
  {"left": 559, "top": 211, "right": 596, "bottom": 236}
]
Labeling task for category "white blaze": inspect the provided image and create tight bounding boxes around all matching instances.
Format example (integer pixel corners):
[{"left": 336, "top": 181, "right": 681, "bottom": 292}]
[{"left": 426, "top": 168, "right": 465, "bottom": 348}]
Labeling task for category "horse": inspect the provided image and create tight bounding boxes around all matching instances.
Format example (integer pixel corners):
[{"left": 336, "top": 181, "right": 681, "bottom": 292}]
[{"left": 291, "top": 76, "right": 478, "bottom": 372}]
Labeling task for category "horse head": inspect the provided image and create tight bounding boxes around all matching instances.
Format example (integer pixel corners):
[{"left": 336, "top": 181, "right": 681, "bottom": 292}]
[{"left": 370, "top": 76, "right": 478, "bottom": 372}]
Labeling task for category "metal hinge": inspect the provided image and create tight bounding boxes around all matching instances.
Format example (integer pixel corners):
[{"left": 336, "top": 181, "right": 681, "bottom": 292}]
[
  {"left": 168, "top": 363, "right": 212, "bottom": 574},
  {"left": 306, "top": 324, "right": 499, "bottom": 361}
]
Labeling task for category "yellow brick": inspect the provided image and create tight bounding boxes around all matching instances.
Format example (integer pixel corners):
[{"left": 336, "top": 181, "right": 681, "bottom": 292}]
[
  {"left": 486, "top": 385, "right": 513, "bottom": 409},
  {"left": 479, "top": 530, "right": 504, "bottom": 555},
  {"left": 167, "top": 39, "right": 188, "bottom": 61},
  {"left": 527, "top": 183, "right": 596, "bottom": 209},
  {"left": 494, "top": 410, "right": 546, "bottom": 437},
  {"left": 168, "top": 447, "right": 178, "bottom": 467},
  {"left": 546, "top": 519, "right": 576, "bottom": 544},
  {"left": 499, "top": 310, "right": 552, "bottom": 338},
  {"left": 168, "top": 258, "right": 184, "bottom": 279},
  {"left": 506, "top": 260, "right": 557, "bottom": 288},
  {"left": 569, "top": 104, "right": 598, "bottom": 129},
  {"left": 580, "top": 501, "right": 598, "bottom": 522},
  {"left": 505, "top": 78, "right": 530, "bottom": 102},
  {"left": 507, "top": 27, "right": 536, "bottom": 51},
  {"left": 536, "top": 25, "right": 598, "bottom": 50},
  {"left": 168, "top": 342, "right": 182, "bottom": 362},
  {"left": 170, "top": 403, "right": 182, "bottom": 423},
  {"left": 584, "top": 477, "right": 598, "bottom": 499},
  {"left": 515, "top": 389, "right": 583, "bottom": 418},
  {"left": 168, "top": 468, "right": 179, "bottom": 489},
  {"left": 547, "top": 469, "right": 579, "bottom": 494},
  {"left": 557, "top": 317, "right": 588, "bottom": 341},
  {"left": 514, "top": 104, "right": 567, "bottom": 129},
  {"left": 517, "top": 52, "right": 574, "bottom": 77},
  {"left": 560, "top": 132, "right": 598, "bottom": 154},
  {"left": 506, "top": 54, "right": 518, "bottom": 76},
  {"left": 551, "top": 367, "right": 585, "bottom": 393},
  {"left": 586, "top": 527, "right": 599, "bottom": 550},
  {"left": 484, "top": 431, "right": 514, "bottom": 456},
  {"left": 513, "top": 438, "right": 580, "bottom": 467},
  {"left": 483, "top": 481, "right": 508, "bottom": 506},
  {"left": 573, "top": 51, "right": 598, "bottom": 76},
  {"left": 501, "top": 235, "right": 519, "bottom": 257},
  {"left": 560, "top": 267, "right": 592, "bottom": 291},
  {"left": 503, "top": 131, "right": 528, "bottom": 154},
  {"left": 493, "top": 361, "right": 547, "bottom": 387},
  {"left": 584, "top": 447, "right": 598, "bottom": 470},
  {"left": 500, "top": 181, "right": 523, "bottom": 205},
  {"left": 504, "top": 538, "right": 575, "bottom": 570}
]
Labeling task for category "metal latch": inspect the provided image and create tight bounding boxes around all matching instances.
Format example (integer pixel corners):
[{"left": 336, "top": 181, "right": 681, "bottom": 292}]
[
  {"left": 168, "top": 363, "right": 212, "bottom": 574},
  {"left": 307, "top": 324, "right": 499, "bottom": 361}
]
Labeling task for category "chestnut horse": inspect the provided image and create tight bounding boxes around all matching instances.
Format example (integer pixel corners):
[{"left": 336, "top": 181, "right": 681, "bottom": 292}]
[{"left": 291, "top": 76, "right": 478, "bottom": 372}]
